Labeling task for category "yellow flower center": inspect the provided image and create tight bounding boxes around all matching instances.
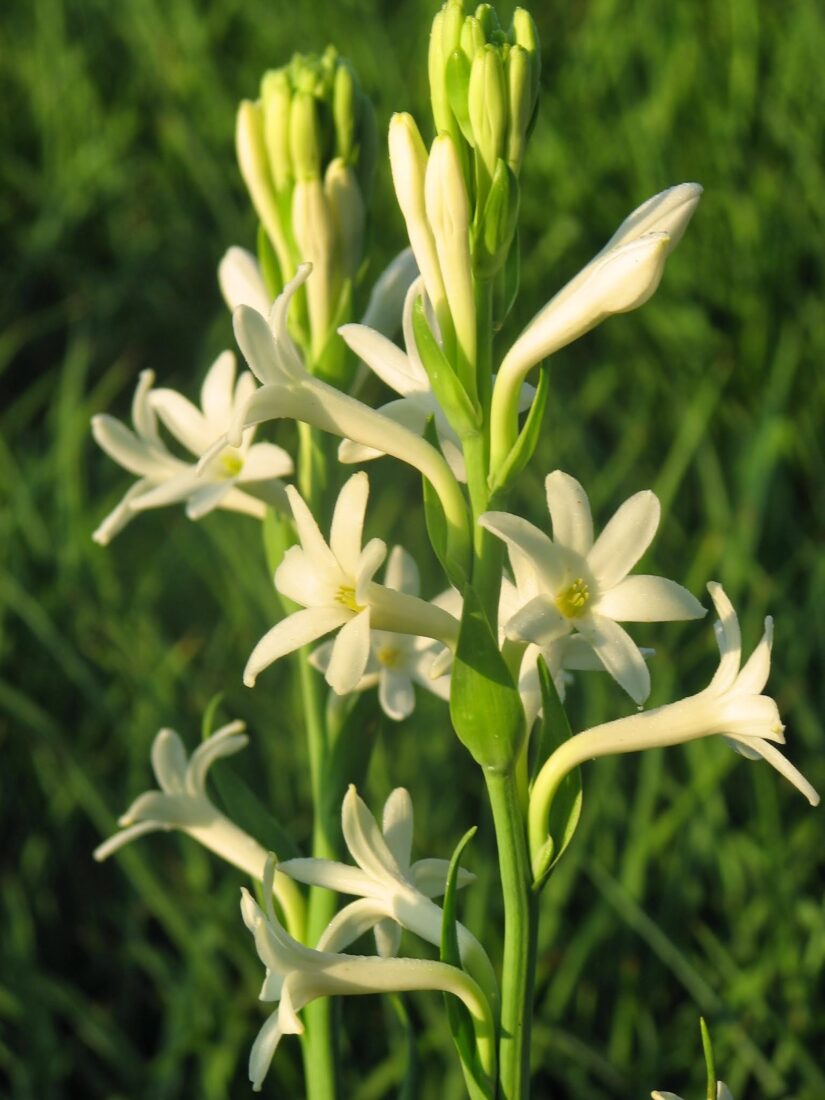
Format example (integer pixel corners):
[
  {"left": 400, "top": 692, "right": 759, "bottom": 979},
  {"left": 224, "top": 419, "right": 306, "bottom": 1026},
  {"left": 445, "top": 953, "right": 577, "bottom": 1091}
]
[
  {"left": 336, "top": 585, "right": 364, "bottom": 613},
  {"left": 376, "top": 644, "right": 401, "bottom": 668},
  {"left": 220, "top": 450, "right": 244, "bottom": 478},
  {"left": 556, "top": 577, "right": 590, "bottom": 619}
]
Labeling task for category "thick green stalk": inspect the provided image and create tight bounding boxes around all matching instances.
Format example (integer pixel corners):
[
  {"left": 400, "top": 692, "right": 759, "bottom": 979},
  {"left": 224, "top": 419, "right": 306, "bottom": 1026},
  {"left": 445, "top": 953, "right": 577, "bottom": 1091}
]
[
  {"left": 484, "top": 769, "right": 537, "bottom": 1100},
  {"left": 297, "top": 422, "right": 339, "bottom": 1100}
]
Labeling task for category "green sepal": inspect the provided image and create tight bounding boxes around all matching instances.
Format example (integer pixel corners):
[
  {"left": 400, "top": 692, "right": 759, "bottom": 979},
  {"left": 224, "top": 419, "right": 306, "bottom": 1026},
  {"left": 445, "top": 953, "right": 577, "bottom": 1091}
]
[
  {"left": 450, "top": 586, "right": 525, "bottom": 772},
  {"left": 210, "top": 758, "right": 300, "bottom": 862},
  {"left": 256, "top": 223, "right": 283, "bottom": 300},
  {"left": 531, "top": 656, "right": 582, "bottom": 889},
  {"left": 446, "top": 49, "right": 474, "bottom": 146},
  {"left": 440, "top": 826, "right": 494, "bottom": 1100},
  {"left": 489, "top": 362, "right": 549, "bottom": 493},
  {"left": 421, "top": 418, "right": 467, "bottom": 591},
  {"left": 473, "top": 158, "right": 519, "bottom": 278},
  {"left": 492, "top": 226, "right": 520, "bottom": 331},
  {"left": 412, "top": 297, "right": 481, "bottom": 437}
]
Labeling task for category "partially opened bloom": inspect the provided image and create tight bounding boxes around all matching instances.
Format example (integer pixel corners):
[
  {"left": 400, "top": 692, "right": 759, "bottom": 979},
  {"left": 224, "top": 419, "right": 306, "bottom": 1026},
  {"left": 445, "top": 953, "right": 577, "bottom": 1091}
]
[
  {"left": 91, "top": 354, "right": 292, "bottom": 543},
  {"left": 490, "top": 183, "right": 702, "bottom": 468},
  {"left": 242, "top": 856, "right": 495, "bottom": 1092},
  {"left": 653, "top": 1084, "right": 733, "bottom": 1100},
  {"left": 529, "top": 583, "right": 819, "bottom": 868},
  {"left": 245, "top": 473, "right": 459, "bottom": 694},
  {"left": 310, "top": 546, "right": 452, "bottom": 720},
  {"left": 481, "top": 470, "right": 705, "bottom": 704},
  {"left": 279, "top": 786, "right": 496, "bottom": 1007}
]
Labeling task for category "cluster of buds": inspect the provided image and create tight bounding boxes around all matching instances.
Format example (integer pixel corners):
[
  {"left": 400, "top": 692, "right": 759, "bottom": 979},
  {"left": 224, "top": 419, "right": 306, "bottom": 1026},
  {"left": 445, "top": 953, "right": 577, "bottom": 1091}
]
[{"left": 236, "top": 47, "right": 376, "bottom": 380}]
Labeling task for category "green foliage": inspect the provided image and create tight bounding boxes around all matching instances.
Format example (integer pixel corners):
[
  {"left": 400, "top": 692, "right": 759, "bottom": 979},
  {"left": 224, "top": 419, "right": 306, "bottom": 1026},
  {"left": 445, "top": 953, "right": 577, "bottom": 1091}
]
[{"left": 2, "top": 0, "right": 824, "bottom": 1097}]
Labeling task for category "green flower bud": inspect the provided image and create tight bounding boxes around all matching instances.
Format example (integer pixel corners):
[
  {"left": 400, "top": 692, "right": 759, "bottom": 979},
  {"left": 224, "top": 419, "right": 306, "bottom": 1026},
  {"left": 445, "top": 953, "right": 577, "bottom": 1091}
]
[
  {"left": 261, "top": 69, "right": 293, "bottom": 193},
  {"left": 510, "top": 7, "right": 540, "bottom": 109},
  {"left": 289, "top": 90, "right": 322, "bottom": 181},
  {"left": 333, "top": 60, "right": 356, "bottom": 162},
  {"left": 325, "top": 158, "right": 365, "bottom": 280},
  {"left": 474, "top": 3, "right": 503, "bottom": 43},
  {"left": 468, "top": 45, "right": 507, "bottom": 202},
  {"left": 236, "top": 99, "right": 292, "bottom": 278},
  {"left": 473, "top": 158, "right": 519, "bottom": 277},
  {"left": 505, "top": 45, "right": 532, "bottom": 173},
  {"left": 460, "top": 15, "right": 485, "bottom": 60},
  {"left": 446, "top": 48, "right": 474, "bottom": 146}
]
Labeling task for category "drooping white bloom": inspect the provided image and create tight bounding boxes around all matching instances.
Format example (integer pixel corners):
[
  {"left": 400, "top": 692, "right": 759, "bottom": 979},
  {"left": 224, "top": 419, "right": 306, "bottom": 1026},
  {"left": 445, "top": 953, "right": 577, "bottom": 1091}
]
[
  {"left": 490, "top": 183, "right": 702, "bottom": 469},
  {"left": 279, "top": 786, "right": 496, "bottom": 1010},
  {"left": 310, "top": 546, "right": 452, "bottom": 720},
  {"left": 91, "top": 354, "right": 293, "bottom": 543},
  {"left": 653, "top": 1083, "right": 734, "bottom": 1100},
  {"left": 481, "top": 470, "right": 705, "bottom": 704},
  {"left": 242, "top": 856, "right": 495, "bottom": 1092},
  {"left": 245, "top": 473, "right": 460, "bottom": 694},
  {"left": 528, "top": 583, "right": 819, "bottom": 870}
]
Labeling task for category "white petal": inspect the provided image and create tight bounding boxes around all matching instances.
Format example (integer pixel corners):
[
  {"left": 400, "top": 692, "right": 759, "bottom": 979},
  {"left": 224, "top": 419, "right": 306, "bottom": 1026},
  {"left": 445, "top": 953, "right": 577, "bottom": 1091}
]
[
  {"left": 93, "top": 820, "right": 161, "bottom": 861},
  {"left": 373, "top": 918, "right": 402, "bottom": 958},
  {"left": 716, "top": 1085, "right": 734, "bottom": 1100},
  {"left": 359, "top": 247, "right": 418, "bottom": 336},
  {"left": 268, "top": 263, "right": 311, "bottom": 376},
  {"left": 277, "top": 857, "right": 376, "bottom": 897},
  {"left": 186, "top": 721, "right": 248, "bottom": 795},
  {"left": 545, "top": 471, "right": 594, "bottom": 556},
  {"left": 150, "top": 728, "right": 188, "bottom": 793},
  {"left": 410, "top": 859, "right": 474, "bottom": 897},
  {"left": 286, "top": 485, "right": 340, "bottom": 577},
  {"left": 120, "top": 790, "right": 207, "bottom": 828},
  {"left": 276, "top": 546, "right": 338, "bottom": 608},
  {"left": 596, "top": 575, "right": 705, "bottom": 622},
  {"left": 218, "top": 247, "right": 271, "bottom": 315},
  {"left": 379, "top": 668, "right": 416, "bottom": 721},
  {"left": 479, "top": 511, "right": 568, "bottom": 594},
  {"left": 729, "top": 737, "right": 820, "bottom": 806},
  {"left": 92, "top": 480, "right": 151, "bottom": 545},
  {"left": 199, "top": 350, "right": 237, "bottom": 426},
  {"left": 603, "top": 182, "right": 702, "bottom": 255},
  {"left": 706, "top": 582, "right": 741, "bottom": 693},
  {"left": 715, "top": 693, "right": 785, "bottom": 741},
  {"left": 381, "top": 788, "right": 414, "bottom": 871},
  {"left": 587, "top": 490, "right": 660, "bottom": 590},
  {"left": 149, "top": 389, "right": 215, "bottom": 456},
  {"left": 240, "top": 442, "right": 294, "bottom": 481},
  {"left": 734, "top": 616, "right": 773, "bottom": 696},
  {"left": 355, "top": 538, "right": 388, "bottom": 604},
  {"left": 503, "top": 594, "right": 570, "bottom": 647},
  {"left": 244, "top": 607, "right": 350, "bottom": 687},
  {"left": 234, "top": 305, "right": 286, "bottom": 386},
  {"left": 325, "top": 610, "right": 372, "bottom": 694},
  {"left": 129, "top": 470, "right": 205, "bottom": 511},
  {"left": 384, "top": 546, "right": 420, "bottom": 597},
  {"left": 248, "top": 1011, "right": 287, "bottom": 1093},
  {"left": 337, "top": 398, "right": 433, "bottom": 465},
  {"left": 341, "top": 785, "right": 403, "bottom": 881},
  {"left": 91, "top": 415, "right": 179, "bottom": 479},
  {"left": 185, "top": 481, "right": 233, "bottom": 520},
  {"left": 131, "top": 369, "right": 160, "bottom": 441},
  {"left": 316, "top": 897, "right": 389, "bottom": 953},
  {"left": 338, "top": 323, "right": 428, "bottom": 396},
  {"left": 329, "top": 471, "right": 369, "bottom": 574},
  {"left": 578, "top": 614, "right": 650, "bottom": 703}
]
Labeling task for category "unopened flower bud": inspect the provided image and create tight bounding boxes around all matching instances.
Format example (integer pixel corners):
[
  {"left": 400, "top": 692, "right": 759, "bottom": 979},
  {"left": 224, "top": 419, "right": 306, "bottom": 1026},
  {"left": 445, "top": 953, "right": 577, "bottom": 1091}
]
[
  {"left": 325, "top": 158, "right": 365, "bottom": 280},
  {"left": 236, "top": 100, "right": 291, "bottom": 276},
  {"left": 333, "top": 60, "right": 356, "bottom": 162},
  {"left": 469, "top": 46, "right": 507, "bottom": 199},
  {"left": 474, "top": 158, "right": 519, "bottom": 277},
  {"left": 289, "top": 90, "right": 322, "bottom": 181},
  {"left": 261, "top": 70, "right": 293, "bottom": 193}
]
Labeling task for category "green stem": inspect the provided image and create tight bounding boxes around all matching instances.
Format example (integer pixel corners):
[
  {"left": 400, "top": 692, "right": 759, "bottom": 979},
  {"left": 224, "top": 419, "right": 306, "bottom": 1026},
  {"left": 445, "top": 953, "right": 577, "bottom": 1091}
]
[
  {"left": 296, "top": 423, "right": 339, "bottom": 1100},
  {"left": 484, "top": 769, "right": 537, "bottom": 1100}
]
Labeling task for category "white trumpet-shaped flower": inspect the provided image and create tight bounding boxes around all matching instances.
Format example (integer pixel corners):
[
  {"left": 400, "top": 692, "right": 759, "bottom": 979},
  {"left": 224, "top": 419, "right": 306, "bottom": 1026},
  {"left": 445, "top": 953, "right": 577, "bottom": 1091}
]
[
  {"left": 91, "top": 354, "right": 293, "bottom": 543},
  {"left": 310, "top": 546, "right": 452, "bottom": 720},
  {"left": 529, "top": 583, "right": 819, "bottom": 870},
  {"left": 653, "top": 1084, "right": 733, "bottom": 1100},
  {"left": 279, "top": 786, "right": 497, "bottom": 1010},
  {"left": 490, "top": 183, "right": 702, "bottom": 469},
  {"left": 245, "top": 473, "right": 459, "bottom": 694},
  {"left": 242, "top": 856, "right": 495, "bottom": 1092},
  {"left": 481, "top": 470, "right": 705, "bottom": 704}
]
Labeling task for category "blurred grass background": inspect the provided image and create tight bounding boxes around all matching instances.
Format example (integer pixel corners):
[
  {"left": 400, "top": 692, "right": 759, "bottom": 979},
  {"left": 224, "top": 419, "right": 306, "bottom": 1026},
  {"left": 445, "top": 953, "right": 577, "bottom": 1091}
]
[{"left": 1, "top": 0, "right": 824, "bottom": 1096}]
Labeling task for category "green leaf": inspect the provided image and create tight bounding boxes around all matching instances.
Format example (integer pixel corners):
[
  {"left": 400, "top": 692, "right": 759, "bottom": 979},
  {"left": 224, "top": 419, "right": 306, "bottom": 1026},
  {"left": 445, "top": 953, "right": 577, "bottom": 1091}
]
[
  {"left": 492, "top": 226, "right": 519, "bottom": 331},
  {"left": 532, "top": 656, "right": 582, "bottom": 887},
  {"left": 200, "top": 693, "right": 225, "bottom": 741},
  {"left": 210, "top": 761, "right": 299, "bottom": 862},
  {"left": 412, "top": 297, "right": 481, "bottom": 437},
  {"left": 440, "top": 827, "right": 493, "bottom": 1100},
  {"left": 489, "top": 362, "right": 549, "bottom": 493},
  {"left": 388, "top": 995, "right": 419, "bottom": 1100},
  {"left": 450, "top": 586, "right": 525, "bottom": 771},
  {"left": 700, "top": 1017, "right": 716, "bottom": 1100}
]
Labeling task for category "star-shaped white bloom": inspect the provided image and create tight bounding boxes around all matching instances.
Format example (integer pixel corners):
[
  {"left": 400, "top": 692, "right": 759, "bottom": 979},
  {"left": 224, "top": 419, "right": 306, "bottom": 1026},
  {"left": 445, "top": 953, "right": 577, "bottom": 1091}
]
[
  {"left": 242, "top": 855, "right": 495, "bottom": 1092},
  {"left": 653, "top": 1083, "right": 733, "bottom": 1100},
  {"left": 94, "top": 722, "right": 269, "bottom": 877},
  {"left": 91, "top": 353, "right": 293, "bottom": 543},
  {"left": 279, "top": 786, "right": 495, "bottom": 1002},
  {"left": 481, "top": 470, "right": 705, "bottom": 703},
  {"left": 310, "top": 546, "right": 452, "bottom": 720},
  {"left": 245, "top": 473, "right": 459, "bottom": 694}
]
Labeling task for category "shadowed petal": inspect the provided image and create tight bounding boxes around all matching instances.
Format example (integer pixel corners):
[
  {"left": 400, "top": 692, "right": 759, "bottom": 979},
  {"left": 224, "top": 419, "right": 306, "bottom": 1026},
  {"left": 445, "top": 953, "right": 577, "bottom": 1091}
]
[
  {"left": 578, "top": 613, "right": 651, "bottom": 703},
  {"left": 185, "top": 482, "right": 234, "bottom": 520},
  {"left": 379, "top": 668, "right": 416, "bottom": 721},
  {"left": 150, "top": 389, "right": 214, "bottom": 456},
  {"left": 326, "top": 609, "right": 372, "bottom": 694},
  {"left": 503, "top": 594, "right": 569, "bottom": 646},
  {"left": 151, "top": 729, "right": 188, "bottom": 793},
  {"left": 338, "top": 323, "right": 427, "bottom": 395},
  {"left": 240, "top": 442, "right": 294, "bottom": 482},
  {"left": 479, "top": 511, "right": 568, "bottom": 593}
]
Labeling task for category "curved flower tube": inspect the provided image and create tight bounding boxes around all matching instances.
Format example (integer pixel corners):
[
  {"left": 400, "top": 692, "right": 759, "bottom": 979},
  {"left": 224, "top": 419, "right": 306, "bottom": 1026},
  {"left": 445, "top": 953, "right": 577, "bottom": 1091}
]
[
  {"left": 93, "top": 722, "right": 305, "bottom": 937},
  {"left": 242, "top": 856, "right": 496, "bottom": 1092},
  {"left": 278, "top": 785, "right": 498, "bottom": 1010},
  {"left": 528, "top": 583, "right": 819, "bottom": 875},
  {"left": 490, "top": 183, "right": 702, "bottom": 471}
]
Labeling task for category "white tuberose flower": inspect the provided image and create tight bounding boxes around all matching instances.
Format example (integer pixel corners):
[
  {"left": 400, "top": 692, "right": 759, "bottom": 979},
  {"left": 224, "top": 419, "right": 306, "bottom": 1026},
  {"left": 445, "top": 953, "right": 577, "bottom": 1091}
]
[
  {"left": 481, "top": 470, "right": 705, "bottom": 704},
  {"left": 310, "top": 546, "right": 452, "bottom": 720},
  {"left": 529, "top": 583, "right": 819, "bottom": 870},
  {"left": 91, "top": 354, "right": 293, "bottom": 543},
  {"left": 242, "top": 856, "right": 495, "bottom": 1092},
  {"left": 653, "top": 1083, "right": 734, "bottom": 1100},
  {"left": 245, "top": 472, "right": 459, "bottom": 694}
]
